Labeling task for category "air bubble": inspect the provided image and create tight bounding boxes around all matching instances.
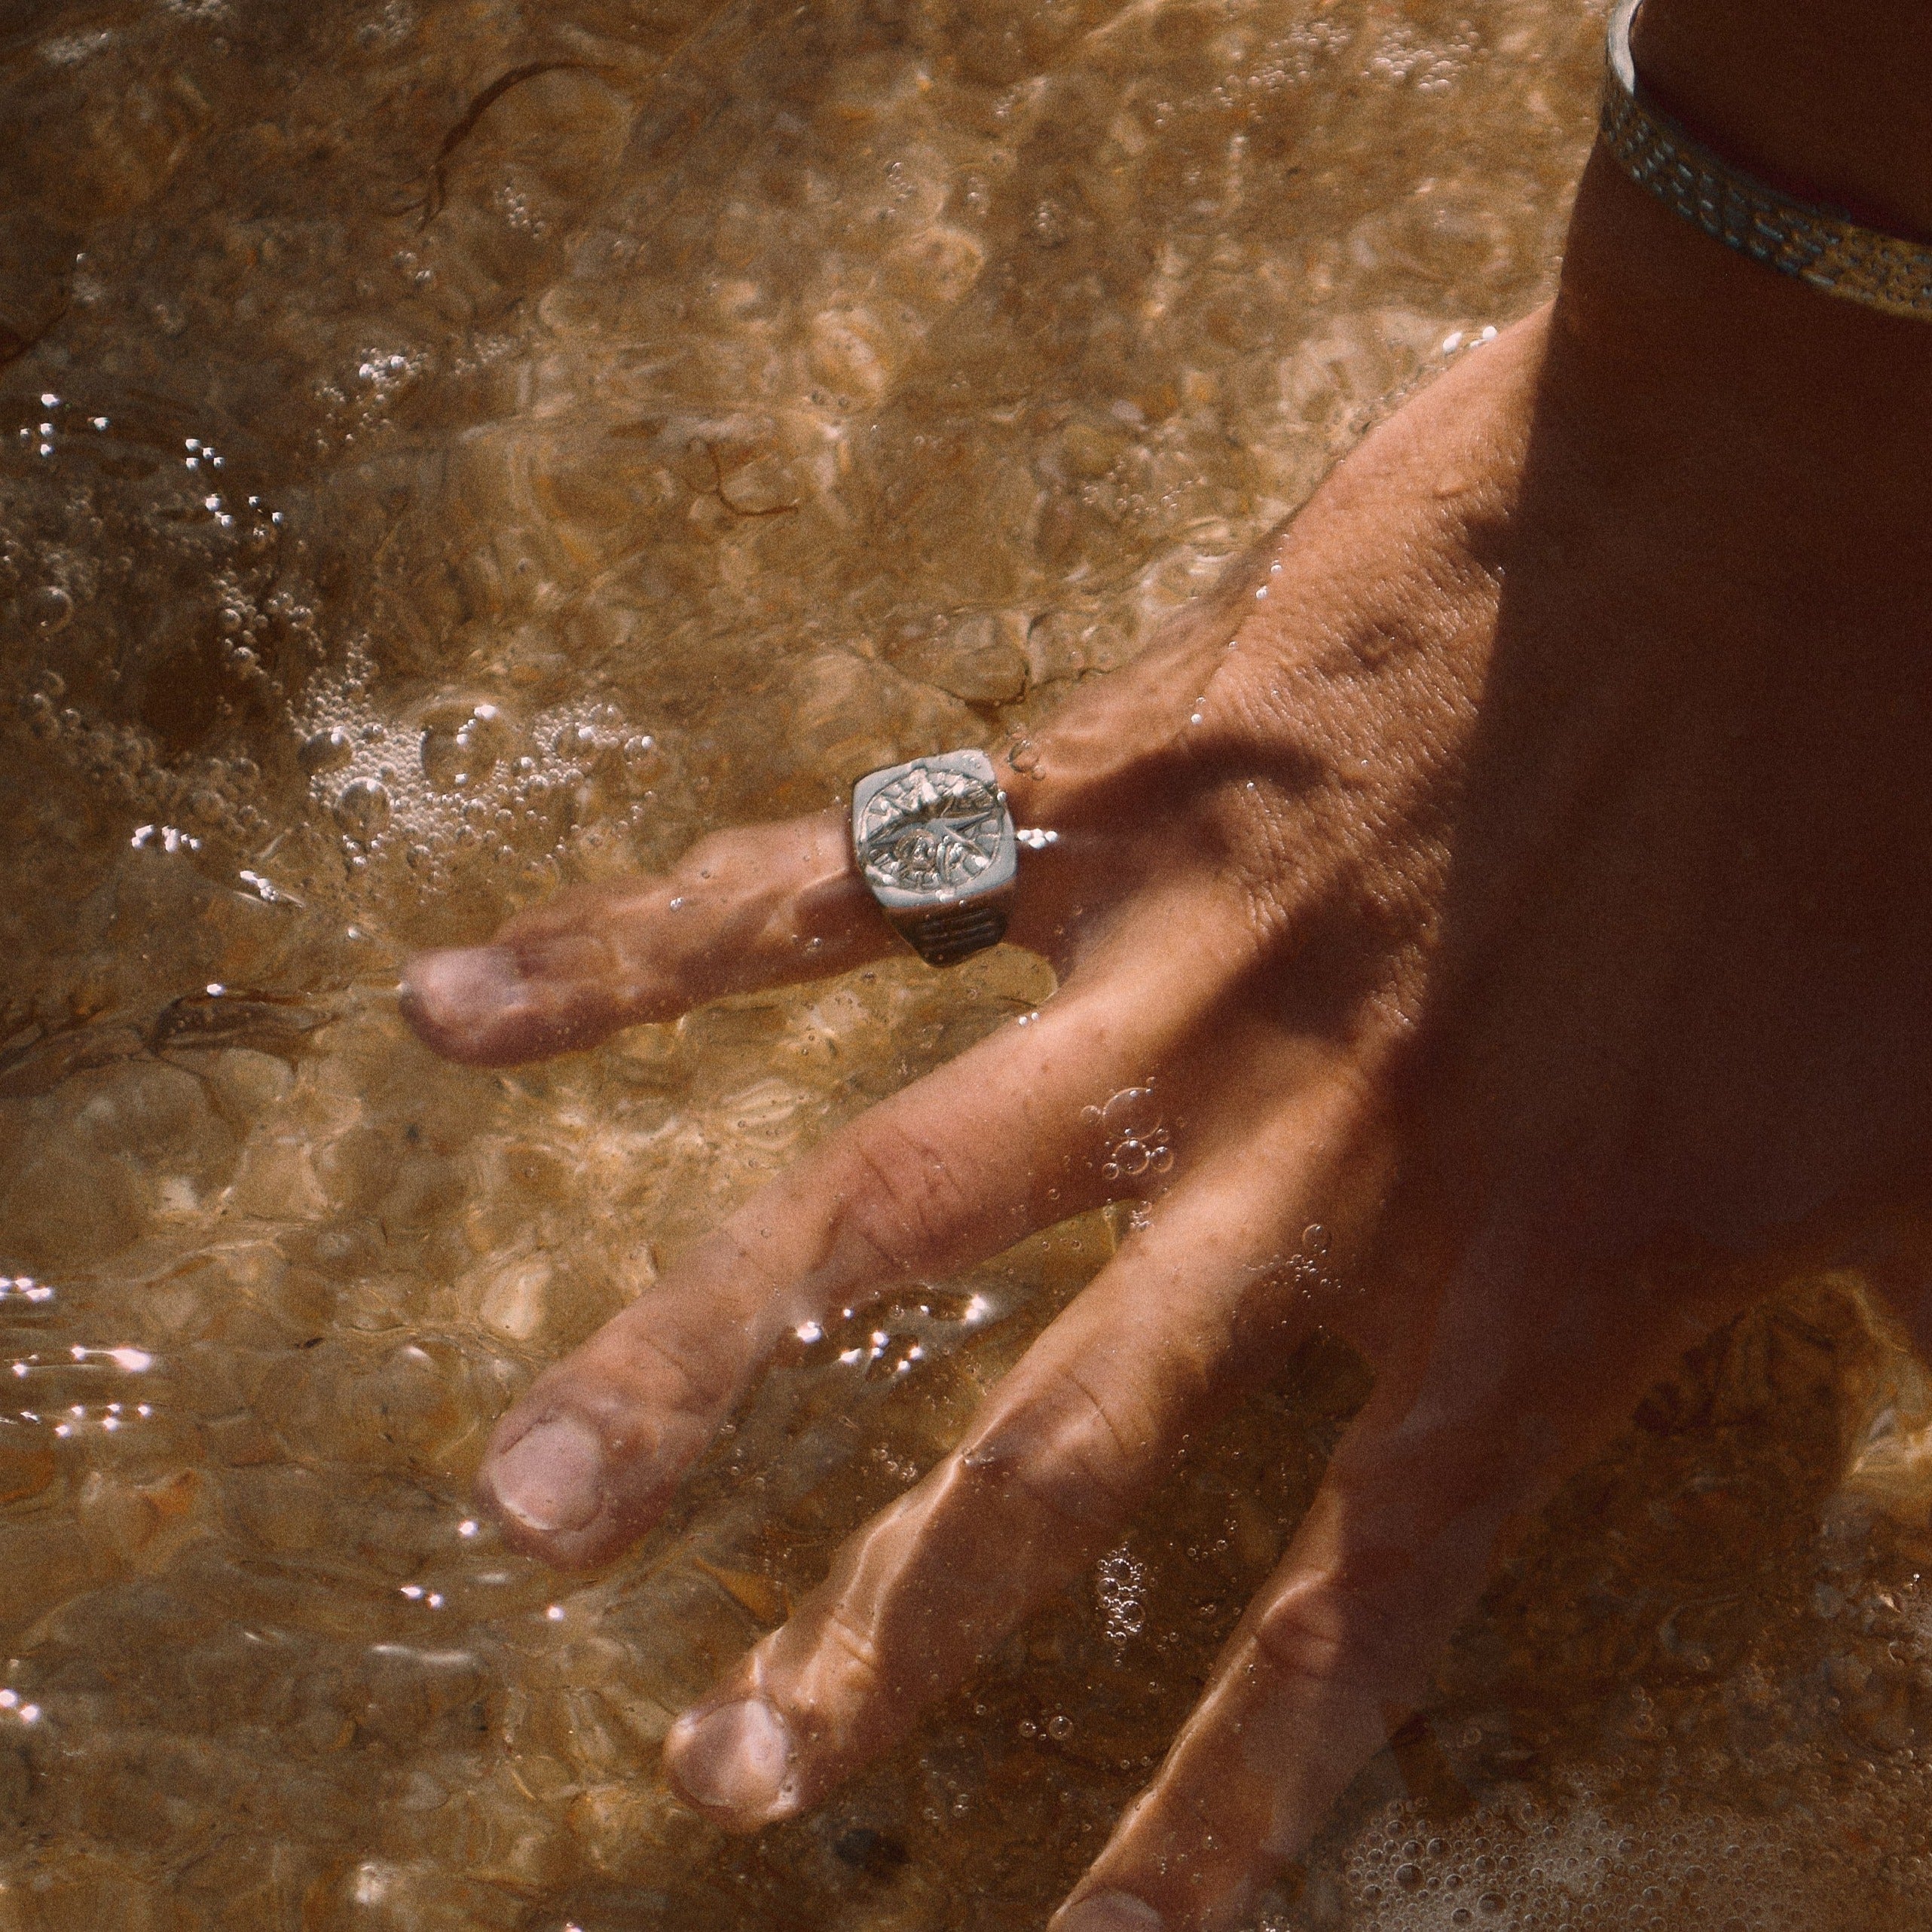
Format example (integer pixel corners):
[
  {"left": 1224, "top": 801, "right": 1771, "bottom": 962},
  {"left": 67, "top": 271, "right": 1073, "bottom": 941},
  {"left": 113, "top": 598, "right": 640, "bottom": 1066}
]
[
  {"left": 420, "top": 703, "right": 512, "bottom": 790},
  {"left": 622, "top": 733, "right": 663, "bottom": 778},
  {"left": 30, "top": 584, "right": 73, "bottom": 632},
  {"left": 333, "top": 777, "right": 392, "bottom": 838},
  {"left": 300, "top": 726, "right": 356, "bottom": 776},
  {"left": 1096, "top": 1549, "right": 1147, "bottom": 1643}
]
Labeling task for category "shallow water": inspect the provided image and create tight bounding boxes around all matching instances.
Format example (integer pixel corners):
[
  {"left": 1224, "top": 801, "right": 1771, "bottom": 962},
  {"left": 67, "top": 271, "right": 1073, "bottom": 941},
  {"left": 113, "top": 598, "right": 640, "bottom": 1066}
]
[{"left": 2, "top": 0, "right": 1931, "bottom": 1925}]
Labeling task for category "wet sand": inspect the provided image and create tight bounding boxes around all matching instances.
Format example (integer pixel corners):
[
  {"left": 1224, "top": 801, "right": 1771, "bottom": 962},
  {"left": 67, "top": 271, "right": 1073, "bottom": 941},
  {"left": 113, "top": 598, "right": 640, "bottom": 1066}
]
[{"left": 2, "top": 0, "right": 1930, "bottom": 1924}]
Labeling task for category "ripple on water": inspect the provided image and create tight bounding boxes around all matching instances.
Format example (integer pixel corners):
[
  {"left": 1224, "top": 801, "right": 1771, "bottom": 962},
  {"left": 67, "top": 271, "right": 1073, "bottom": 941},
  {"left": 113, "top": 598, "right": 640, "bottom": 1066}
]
[{"left": 8, "top": 0, "right": 1924, "bottom": 1926}]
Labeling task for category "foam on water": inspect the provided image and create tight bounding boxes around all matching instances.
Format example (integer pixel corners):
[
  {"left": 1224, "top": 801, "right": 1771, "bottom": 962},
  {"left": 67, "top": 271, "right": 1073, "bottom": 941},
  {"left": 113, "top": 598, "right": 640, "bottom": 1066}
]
[{"left": 8, "top": 0, "right": 1932, "bottom": 1926}]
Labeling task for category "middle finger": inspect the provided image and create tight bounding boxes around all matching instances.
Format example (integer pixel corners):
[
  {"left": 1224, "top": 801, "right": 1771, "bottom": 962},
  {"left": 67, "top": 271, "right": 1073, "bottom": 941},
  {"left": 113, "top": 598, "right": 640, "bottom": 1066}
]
[
  {"left": 473, "top": 876, "right": 1251, "bottom": 1569},
  {"left": 661, "top": 1057, "right": 1380, "bottom": 1825}
]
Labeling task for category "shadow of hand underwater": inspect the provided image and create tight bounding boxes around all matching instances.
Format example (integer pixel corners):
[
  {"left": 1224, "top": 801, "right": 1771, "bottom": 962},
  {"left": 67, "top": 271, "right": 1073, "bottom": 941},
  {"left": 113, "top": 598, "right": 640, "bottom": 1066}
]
[{"left": 402, "top": 152, "right": 1932, "bottom": 1932}]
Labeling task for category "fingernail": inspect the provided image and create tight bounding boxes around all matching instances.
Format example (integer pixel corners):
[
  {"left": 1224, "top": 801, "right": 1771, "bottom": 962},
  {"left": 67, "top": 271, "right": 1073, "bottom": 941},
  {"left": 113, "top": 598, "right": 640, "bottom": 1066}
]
[
  {"left": 399, "top": 946, "right": 524, "bottom": 1038},
  {"left": 486, "top": 1415, "right": 604, "bottom": 1534},
  {"left": 1056, "top": 1894, "right": 1165, "bottom": 1932},
  {"left": 668, "top": 1698, "right": 795, "bottom": 1818}
]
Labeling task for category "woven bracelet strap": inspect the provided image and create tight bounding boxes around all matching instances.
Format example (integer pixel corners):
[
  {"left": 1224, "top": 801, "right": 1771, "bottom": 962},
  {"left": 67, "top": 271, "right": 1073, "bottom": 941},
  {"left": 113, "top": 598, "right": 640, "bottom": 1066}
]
[{"left": 1600, "top": 0, "right": 1932, "bottom": 321}]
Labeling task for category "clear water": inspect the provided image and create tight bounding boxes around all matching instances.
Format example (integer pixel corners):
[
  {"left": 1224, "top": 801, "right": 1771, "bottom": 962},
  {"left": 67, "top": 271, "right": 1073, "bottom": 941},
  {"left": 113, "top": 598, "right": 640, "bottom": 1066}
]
[{"left": 2, "top": 0, "right": 1930, "bottom": 1924}]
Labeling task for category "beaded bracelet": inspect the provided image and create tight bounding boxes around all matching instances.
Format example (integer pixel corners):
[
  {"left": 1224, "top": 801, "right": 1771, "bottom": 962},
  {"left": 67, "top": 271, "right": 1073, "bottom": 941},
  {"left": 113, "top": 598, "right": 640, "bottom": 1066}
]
[{"left": 1600, "top": 0, "right": 1932, "bottom": 320}]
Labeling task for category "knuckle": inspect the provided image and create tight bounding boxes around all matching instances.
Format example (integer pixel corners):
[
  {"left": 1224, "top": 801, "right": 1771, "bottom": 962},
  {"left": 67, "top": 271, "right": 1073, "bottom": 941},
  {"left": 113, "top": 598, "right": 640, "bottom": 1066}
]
[
  {"left": 970, "top": 1359, "right": 1150, "bottom": 1530},
  {"left": 791, "top": 1586, "right": 953, "bottom": 1722},
  {"left": 590, "top": 1310, "right": 739, "bottom": 1420},
  {"left": 671, "top": 831, "right": 769, "bottom": 927},
  {"left": 1249, "top": 1563, "right": 1418, "bottom": 1698},
  {"left": 829, "top": 1111, "right": 979, "bottom": 1271},
  {"left": 641, "top": 1327, "right": 734, "bottom": 1414},
  {"left": 680, "top": 829, "right": 734, "bottom": 878},
  {"left": 810, "top": 1597, "right": 889, "bottom": 1701}
]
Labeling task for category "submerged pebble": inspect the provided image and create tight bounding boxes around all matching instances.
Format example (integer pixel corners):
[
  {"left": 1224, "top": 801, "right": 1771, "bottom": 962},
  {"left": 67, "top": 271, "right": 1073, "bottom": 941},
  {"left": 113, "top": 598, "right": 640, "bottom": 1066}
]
[{"left": 5, "top": 0, "right": 1924, "bottom": 1927}]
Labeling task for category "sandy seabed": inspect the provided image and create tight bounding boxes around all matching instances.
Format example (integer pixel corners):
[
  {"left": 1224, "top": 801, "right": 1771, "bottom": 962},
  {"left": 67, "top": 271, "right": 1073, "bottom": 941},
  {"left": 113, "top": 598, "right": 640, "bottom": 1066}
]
[{"left": 2, "top": 0, "right": 1931, "bottom": 1924}]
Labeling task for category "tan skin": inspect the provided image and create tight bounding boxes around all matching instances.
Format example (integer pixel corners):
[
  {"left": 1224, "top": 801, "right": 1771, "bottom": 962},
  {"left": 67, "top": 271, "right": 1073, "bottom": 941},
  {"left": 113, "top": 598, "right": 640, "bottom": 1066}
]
[{"left": 399, "top": 8, "right": 1932, "bottom": 1927}]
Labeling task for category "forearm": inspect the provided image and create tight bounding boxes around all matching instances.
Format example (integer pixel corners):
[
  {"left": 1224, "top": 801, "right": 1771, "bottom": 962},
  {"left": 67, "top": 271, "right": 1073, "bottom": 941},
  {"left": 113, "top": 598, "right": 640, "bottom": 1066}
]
[{"left": 1631, "top": 0, "right": 1932, "bottom": 234}]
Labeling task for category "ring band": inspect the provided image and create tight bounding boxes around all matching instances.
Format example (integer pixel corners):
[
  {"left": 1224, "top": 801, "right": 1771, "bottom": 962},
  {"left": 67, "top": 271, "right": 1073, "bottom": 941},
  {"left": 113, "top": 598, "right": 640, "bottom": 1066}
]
[{"left": 891, "top": 897, "right": 1013, "bottom": 968}]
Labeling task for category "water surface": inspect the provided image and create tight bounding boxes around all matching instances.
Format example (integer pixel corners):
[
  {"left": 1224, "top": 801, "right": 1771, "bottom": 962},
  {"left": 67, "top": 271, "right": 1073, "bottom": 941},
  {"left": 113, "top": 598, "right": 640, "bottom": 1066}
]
[{"left": 2, "top": 0, "right": 1930, "bottom": 1924}]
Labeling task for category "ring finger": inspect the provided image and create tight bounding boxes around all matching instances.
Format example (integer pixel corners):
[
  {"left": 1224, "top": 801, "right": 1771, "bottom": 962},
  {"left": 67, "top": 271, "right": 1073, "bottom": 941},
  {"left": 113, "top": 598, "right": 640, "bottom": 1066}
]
[
  {"left": 472, "top": 880, "right": 1252, "bottom": 1568},
  {"left": 661, "top": 1059, "right": 1381, "bottom": 1824}
]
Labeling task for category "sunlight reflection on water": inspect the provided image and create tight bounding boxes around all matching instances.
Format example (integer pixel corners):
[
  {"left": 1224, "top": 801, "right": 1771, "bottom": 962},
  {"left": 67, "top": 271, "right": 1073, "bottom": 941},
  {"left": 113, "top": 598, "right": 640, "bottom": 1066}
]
[{"left": 3, "top": 0, "right": 1931, "bottom": 1924}]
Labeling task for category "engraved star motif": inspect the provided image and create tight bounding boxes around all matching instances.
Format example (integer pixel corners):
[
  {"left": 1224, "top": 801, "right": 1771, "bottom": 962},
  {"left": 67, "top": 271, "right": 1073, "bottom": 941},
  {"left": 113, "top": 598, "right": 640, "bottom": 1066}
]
[{"left": 858, "top": 768, "right": 1004, "bottom": 892}]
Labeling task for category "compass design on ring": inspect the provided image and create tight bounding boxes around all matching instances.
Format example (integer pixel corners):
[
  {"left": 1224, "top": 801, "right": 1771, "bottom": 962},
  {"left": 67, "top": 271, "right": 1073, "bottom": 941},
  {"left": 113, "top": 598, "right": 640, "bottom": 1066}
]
[{"left": 857, "top": 766, "right": 1005, "bottom": 892}]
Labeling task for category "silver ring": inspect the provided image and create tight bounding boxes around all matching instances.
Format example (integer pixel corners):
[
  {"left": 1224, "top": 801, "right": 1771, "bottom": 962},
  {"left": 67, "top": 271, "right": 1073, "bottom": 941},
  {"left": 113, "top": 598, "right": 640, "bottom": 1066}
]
[{"left": 851, "top": 750, "right": 1054, "bottom": 967}]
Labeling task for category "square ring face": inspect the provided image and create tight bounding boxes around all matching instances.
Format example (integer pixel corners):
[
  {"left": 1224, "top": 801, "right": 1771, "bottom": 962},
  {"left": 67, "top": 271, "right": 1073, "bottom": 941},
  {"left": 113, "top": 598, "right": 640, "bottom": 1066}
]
[{"left": 851, "top": 749, "right": 1017, "bottom": 913}]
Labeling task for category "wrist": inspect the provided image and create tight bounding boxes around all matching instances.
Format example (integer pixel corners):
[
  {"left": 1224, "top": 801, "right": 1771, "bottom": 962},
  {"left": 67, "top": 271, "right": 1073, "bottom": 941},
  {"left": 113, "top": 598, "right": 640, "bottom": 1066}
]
[
  {"left": 1629, "top": 0, "right": 1932, "bottom": 239},
  {"left": 1546, "top": 0, "right": 1932, "bottom": 558},
  {"left": 1539, "top": 150, "right": 1932, "bottom": 616}
]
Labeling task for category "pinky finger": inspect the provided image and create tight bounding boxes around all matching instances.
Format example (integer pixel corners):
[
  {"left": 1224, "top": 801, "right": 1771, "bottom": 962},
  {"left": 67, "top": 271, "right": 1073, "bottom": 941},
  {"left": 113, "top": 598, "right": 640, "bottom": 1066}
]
[{"left": 1052, "top": 1252, "right": 1719, "bottom": 1932}]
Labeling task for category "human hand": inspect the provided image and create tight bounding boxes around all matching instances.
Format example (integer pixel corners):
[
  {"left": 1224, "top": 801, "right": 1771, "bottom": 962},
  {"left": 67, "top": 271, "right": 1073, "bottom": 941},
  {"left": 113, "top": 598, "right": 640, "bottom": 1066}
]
[{"left": 401, "top": 152, "right": 1932, "bottom": 1931}]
